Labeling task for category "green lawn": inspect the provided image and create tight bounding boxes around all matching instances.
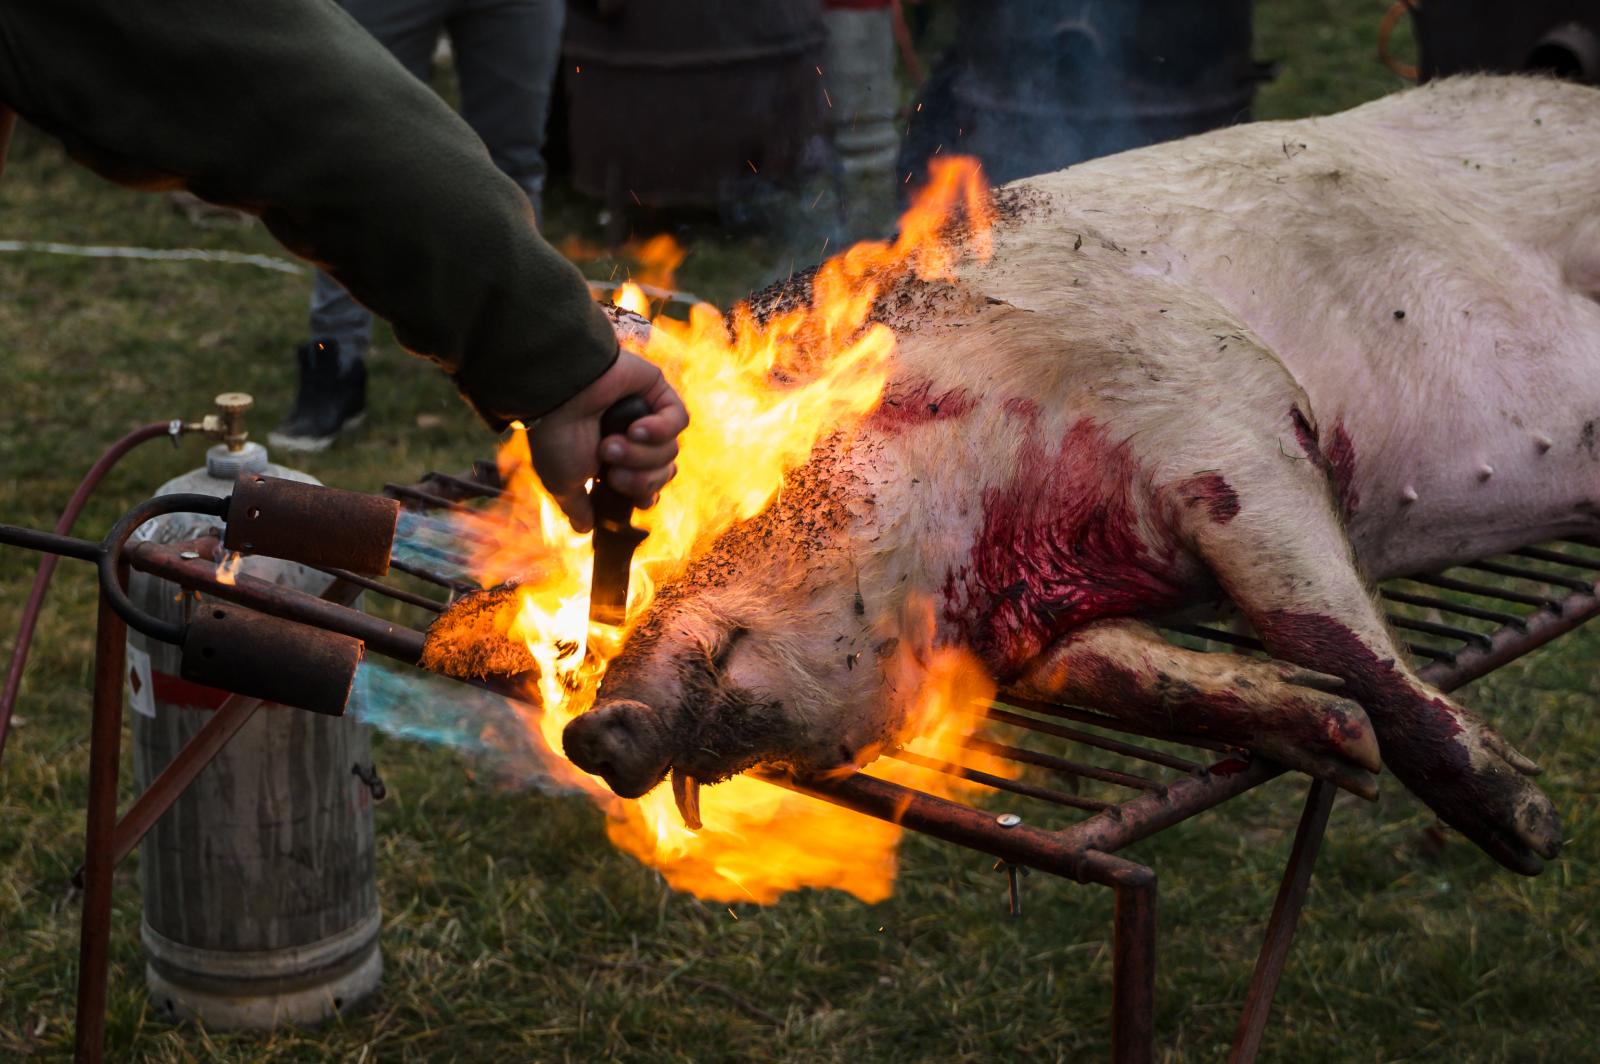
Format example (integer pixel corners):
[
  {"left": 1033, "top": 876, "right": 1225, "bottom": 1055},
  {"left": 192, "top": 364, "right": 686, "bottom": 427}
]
[{"left": 5, "top": 2, "right": 1597, "bottom": 1061}]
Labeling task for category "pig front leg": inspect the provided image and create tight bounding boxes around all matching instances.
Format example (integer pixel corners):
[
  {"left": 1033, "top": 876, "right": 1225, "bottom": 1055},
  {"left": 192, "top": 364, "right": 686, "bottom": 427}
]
[
  {"left": 1013, "top": 618, "right": 1382, "bottom": 798},
  {"left": 1179, "top": 415, "right": 1562, "bottom": 875}
]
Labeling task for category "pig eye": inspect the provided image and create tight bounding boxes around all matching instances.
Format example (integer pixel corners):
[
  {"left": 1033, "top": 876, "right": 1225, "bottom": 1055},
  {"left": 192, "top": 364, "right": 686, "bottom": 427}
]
[{"left": 709, "top": 625, "right": 751, "bottom": 674}]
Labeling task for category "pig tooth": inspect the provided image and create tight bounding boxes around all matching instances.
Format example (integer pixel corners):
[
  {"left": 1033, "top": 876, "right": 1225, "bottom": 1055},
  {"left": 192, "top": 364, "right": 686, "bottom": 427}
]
[
  {"left": 1535, "top": 434, "right": 1554, "bottom": 454},
  {"left": 1401, "top": 485, "right": 1419, "bottom": 504},
  {"left": 1477, "top": 463, "right": 1494, "bottom": 481},
  {"left": 672, "top": 769, "right": 703, "bottom": 831}
]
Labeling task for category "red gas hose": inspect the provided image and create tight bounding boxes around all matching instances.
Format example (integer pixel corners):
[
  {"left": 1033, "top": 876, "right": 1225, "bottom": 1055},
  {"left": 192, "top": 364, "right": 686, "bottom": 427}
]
[{"left": 0, "top": 420, "right": 176, "bottom": 762}]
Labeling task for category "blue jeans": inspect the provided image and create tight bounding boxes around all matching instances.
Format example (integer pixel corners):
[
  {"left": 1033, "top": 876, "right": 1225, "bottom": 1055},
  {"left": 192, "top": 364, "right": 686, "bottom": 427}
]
[{"left": 310, "top": 0, "right": 564, "bottom": 360}]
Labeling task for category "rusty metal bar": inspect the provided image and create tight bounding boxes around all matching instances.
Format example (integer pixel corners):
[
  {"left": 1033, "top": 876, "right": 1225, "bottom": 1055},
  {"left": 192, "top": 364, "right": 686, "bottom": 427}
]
[
  {"left": 1511, "top": 545, "right": 1600, "bottom": 571},
  {"left": 1168, "top": 624, "right": 1263, "bottom": 652},
  {"left": 1383, "top": 612, "right": 1491, "bottom": 647},
  {"left": 1462, "top": 558, "right": 1595, "bottom": 593},
  {"left": 319, "top": 566, "right": 444, "bottom": 613},
  {"left": 1062, "top": 759, "right": 1284, "bottom": 855},
  {"left": 384, "top": 482, "right": 481, "bottom": 515},
  {"left": 1228, "top": 778, "right": 1337, "bottom": 1063},
  {"left": 1380, "top": 588, "right": 1525, "bottom": 628},
  {"left": 125, "top": 542, "right": 427, "bottom": 664},
  {"left": 389, "top": 555, "right": 479, "bottom": 593},
  {"left": 772, "top": 770, "right": 1094, "bottom": 880},
  {"left": 1415, "top": 585, "right": 1600, "bottom": 691},
  {"left": 1411, "top": 573, "right": 1564, "bottom": 610},
  {"left": 421, "top": 470, "right": 507, "bottom": 501},
  {"left": 965, "top": 736, "right": 1166, "bottom": 793},
  {"left": 1102, "top": 851, "right": 1158, "bottom": 1064},
  {"left": 999, "top": 693, "right": 1238, "bottom": 754},
  {"left": 887, "top": 749, "right": 1113, "bottom": 812},
  {"left": 982, "top": 706, "right": 1203, "bottom": 774},
  {"left": 74, "top": 577, "right": 126, "bottom": 1064}
]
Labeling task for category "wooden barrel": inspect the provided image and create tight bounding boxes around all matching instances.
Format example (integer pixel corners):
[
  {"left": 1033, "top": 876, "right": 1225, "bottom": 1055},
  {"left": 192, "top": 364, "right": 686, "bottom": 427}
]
[{"left": 125, "top": 444, "right": 381, "bottom": 1029}]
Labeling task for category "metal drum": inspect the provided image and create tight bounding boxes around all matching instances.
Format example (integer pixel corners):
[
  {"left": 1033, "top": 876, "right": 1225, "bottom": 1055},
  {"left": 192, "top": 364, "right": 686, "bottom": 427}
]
[
  {"left": 1408, "top": 0, "right": 1600, "bottom": 84},
  {"left": 126, "top": 441, "right": 380, "bottom": 1029},
  {"left": 561, "top": 0, "right": 828, "bottom": 208},
  {"left": 901, "top": 0, "right": 1264, "bottom": 186}
]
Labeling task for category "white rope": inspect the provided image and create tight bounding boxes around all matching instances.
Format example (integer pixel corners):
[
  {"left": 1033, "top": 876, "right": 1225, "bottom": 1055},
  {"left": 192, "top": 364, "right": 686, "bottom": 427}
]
[{"left": 0, "top": 239, "right": 306, "bottom": 274}]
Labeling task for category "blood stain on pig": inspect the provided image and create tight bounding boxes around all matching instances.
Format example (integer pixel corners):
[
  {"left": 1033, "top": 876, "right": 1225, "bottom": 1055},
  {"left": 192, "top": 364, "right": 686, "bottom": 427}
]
[
  {"left": 1176, "top": 473, "right": 1240, "bottom": 524},
  {"left": 1249, "top": 609, "right": 1554, "bottom": 867},
  {"left": 869, "top": 379, "right": 975, "bottom": 433},
  {"left": 1287, "top": 406, "right": 1360, "bottom": 517},
  {"left": 947, "top": 420, "right": 1192, "bottom": 674}
]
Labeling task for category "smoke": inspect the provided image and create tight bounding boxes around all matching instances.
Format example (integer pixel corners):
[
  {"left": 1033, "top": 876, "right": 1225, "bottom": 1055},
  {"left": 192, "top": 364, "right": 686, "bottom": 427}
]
[
  {"left": 350, "top": 661, "right": 579, "bottom": 794},
  {"left": 898, "top": 0, "right": 1259, "bottom": 189}
]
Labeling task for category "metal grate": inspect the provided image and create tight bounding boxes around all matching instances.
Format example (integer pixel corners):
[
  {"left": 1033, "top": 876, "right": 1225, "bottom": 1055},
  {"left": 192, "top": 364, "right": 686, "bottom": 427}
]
[{"left": 347, "top": 467, "right": 1600, "bottom": 885}]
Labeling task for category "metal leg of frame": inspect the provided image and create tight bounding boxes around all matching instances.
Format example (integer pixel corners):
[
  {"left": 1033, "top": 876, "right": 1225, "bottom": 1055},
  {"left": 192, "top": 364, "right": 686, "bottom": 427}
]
[
  {"left": 1227, "top": 778, "right": 1336, "bottom": 1063},
  {"left": 74, "top": 585, "right": 127, "bottom": 1063},
  {"left": 1111, "top": 867, "right": 1158, "bottom": 1064}
]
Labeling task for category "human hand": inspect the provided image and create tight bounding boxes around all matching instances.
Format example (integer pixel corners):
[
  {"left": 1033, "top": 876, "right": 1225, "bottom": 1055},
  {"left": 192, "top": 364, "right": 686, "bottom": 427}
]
[{"left": 527, "top": 350, "right": 688, "bottom": 533}]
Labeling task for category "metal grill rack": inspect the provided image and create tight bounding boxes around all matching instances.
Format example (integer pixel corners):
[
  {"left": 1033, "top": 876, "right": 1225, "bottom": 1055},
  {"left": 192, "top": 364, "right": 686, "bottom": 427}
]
[{"left": 335, "top": 466, "right": 1600, "bottom": 1063}]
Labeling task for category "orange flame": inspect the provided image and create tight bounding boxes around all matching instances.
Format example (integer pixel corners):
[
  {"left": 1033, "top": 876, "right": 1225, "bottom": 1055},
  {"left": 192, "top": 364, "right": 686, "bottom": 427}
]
[
  {"left": 465, "top": 158, "right": 1002, "bottom": 902},
  {"left": 214, "top": 550, "right": 243, "bottom": 587}
]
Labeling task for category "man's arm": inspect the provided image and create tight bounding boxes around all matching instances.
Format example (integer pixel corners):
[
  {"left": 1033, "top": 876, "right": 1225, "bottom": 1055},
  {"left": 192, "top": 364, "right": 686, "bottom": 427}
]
[{"left": 0, "top": 0, "right": 618, "bottom": 427}]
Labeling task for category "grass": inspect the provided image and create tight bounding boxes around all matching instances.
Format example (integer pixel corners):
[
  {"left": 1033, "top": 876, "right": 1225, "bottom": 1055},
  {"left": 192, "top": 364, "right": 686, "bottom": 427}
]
[{"left": 3, "top": 1, "right": 1595, "bottom": 1060}]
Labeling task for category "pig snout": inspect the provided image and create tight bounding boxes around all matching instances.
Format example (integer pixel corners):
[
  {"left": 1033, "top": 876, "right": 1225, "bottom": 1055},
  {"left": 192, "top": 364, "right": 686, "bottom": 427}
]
[{"left": 563, "top": 699, "right": 674, "bottom": 798}]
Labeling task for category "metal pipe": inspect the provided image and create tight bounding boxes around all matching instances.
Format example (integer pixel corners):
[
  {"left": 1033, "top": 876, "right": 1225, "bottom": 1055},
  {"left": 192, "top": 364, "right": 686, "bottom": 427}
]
[
  {"left": 1228, "top": 779, "right": 1336, "bottom": 1063},
  {"left": 99, "top": 493, "right": 229, "bottom": 644},
  {"left": 0, "top": 523, "right": 101, "bottom": 561},
  {"left": 74, "top": 576, "right": 127, "bottom": 1063},
  {"left": 886, "top": 749, "right": 1113, "bottom": 812},
  {"left": 1108, "top": 858, "right": 1158, "bottom": 1064},
  {"left": 1411, "top": 572, "right": 1562, "bottom": 610},
  {"left": 1, "top": 422, "right": 175, "bottom": 762},
  {"left": 1418, "top": 584, "right": 1600, "bottom": 691},
  {"left": 125, "top": 541, "right": 427, "bottom": 664},
  {"left": 964, "top": 735, "right": 1165, "bottom": 792},
  {"left": 1062, "top": 759, "right": 1284, "bottom": 855},
  {"left": 982, "top": 705, "right": 1203, "bottom": 773},
  {"left": 772, "top": 769, "right": 1100, "bottom": 881},
  {"left": 1379, "top": 588, "right": 1525, "bottom": 629}
]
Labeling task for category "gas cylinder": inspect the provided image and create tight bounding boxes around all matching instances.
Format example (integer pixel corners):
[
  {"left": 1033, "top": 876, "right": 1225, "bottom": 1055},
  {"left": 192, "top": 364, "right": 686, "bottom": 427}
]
[{"left": 124, "top": 393, "right": 381, "bottom": 1029}]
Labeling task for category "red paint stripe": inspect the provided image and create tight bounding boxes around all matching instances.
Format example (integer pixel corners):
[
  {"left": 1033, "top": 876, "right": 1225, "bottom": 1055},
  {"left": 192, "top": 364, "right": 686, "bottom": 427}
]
[{"left": 150, "top": 670, "right": 233, "bottom": 711}]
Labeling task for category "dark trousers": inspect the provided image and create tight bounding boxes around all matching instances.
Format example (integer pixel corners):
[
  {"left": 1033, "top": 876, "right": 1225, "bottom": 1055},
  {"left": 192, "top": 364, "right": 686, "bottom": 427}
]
[{"left": 310, "top": 0, "right": 564, "bottom": 358}]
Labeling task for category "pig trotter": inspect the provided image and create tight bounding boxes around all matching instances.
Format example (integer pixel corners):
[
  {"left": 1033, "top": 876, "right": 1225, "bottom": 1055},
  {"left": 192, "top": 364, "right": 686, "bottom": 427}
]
[
  {"left": 1255, "top": 610, "right": 1562, "bottom": 875},
  {"left": 1014, "top": 619, "right": 1382, "bottom": 799},
  {"left": 563, "top": 699, "right": 673, "bottom": 799}
]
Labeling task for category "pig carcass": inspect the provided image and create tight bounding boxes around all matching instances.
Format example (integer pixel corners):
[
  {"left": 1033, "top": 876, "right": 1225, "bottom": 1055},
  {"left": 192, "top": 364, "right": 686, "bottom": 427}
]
[{"left": 565, "top": 76, "right": 1600, "bottom": 875}]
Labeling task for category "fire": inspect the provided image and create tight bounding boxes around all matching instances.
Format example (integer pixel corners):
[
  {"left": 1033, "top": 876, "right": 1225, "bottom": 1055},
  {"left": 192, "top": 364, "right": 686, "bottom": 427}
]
[
  {"left": 465, "top": 158, "right": 1001, "bottom": 902},
  {"left": 214, "top": 550, "right": 243, "bottom": 586}
]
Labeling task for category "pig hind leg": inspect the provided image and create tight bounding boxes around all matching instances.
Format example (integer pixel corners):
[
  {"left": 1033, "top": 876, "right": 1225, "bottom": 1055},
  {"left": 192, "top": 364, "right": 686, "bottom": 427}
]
[
  {"left": 1174, "top": 418, "right": 1560, "bottom": 875},
  {"left": 1013, "top": 618, "right": 1382, "bottom": 798}
]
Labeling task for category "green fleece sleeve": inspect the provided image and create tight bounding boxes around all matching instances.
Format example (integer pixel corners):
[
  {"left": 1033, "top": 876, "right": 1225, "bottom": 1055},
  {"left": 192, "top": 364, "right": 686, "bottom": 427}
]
[{"left": 0, "top": 0, "right": 618, "bottom": 427}]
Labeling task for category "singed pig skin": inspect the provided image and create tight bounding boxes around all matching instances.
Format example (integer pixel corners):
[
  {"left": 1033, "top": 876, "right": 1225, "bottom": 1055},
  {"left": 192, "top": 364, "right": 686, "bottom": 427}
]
[{"left": 567, "top": 76, "right": 1599, "bottom": 874}]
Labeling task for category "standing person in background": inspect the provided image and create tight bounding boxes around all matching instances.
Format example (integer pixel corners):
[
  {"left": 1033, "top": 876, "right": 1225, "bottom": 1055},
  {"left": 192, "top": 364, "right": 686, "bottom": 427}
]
[
  {"left": 273, "top": 0, "right": 569, "bottom": 452},
  {"left": 0, "top": 0, "right": 685, "bottom": 535}
]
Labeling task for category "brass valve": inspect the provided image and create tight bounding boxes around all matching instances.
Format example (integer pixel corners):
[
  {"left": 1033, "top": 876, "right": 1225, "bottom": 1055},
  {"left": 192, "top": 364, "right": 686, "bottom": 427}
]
[{"left": 182, "top": 391, "right": 253, "bottom": 451}]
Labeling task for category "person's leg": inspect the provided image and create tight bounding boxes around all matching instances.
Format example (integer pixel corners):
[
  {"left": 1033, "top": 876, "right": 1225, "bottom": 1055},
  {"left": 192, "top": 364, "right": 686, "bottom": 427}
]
[
  {"left": 305, "top": 0, "right": 443, "bottom": 360},
  {"left": 277, "top": 0, "right": 446, "bottom": 451},
  {"left": 447, "top": 0, "right": 565, "bottom": 221}
]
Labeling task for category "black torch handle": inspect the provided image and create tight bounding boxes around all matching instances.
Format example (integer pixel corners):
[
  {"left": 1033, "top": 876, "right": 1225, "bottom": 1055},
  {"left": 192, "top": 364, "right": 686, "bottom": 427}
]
[{"left": 591, "top": 394, "right": 654, "bottom": 529}]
